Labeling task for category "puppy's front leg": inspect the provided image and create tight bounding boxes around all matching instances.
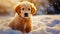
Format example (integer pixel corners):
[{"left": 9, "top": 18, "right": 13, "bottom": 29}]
[{"left": 25, "top": 25, "right": 32, "bottom": 33}]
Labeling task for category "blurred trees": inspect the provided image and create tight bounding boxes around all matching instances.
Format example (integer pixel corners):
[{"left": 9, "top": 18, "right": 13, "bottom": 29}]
[
  {"left": 0, "top": 0, "right": 20, "bottom": 15},
  {"left": 47, "top": 0, "right": 60, "bottom": 14},
  {"left": 0, "top": 0, "right": 60, "bottom": 15},
  {"left": 0, "top": 5, "right": 9, "bottom": 15}
]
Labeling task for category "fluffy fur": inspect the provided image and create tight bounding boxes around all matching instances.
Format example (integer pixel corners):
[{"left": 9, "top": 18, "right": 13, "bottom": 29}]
[{"left": 7, "top": 1, "right": 37, "bottom": 34}]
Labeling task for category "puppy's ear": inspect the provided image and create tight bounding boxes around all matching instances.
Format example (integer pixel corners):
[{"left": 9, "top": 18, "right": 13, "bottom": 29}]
[
  {"left": 31, "top": 4, "right": 37, "bottom": 15},
  {"left": 14, "top": 4, "right": 21, "bottom": 15}
]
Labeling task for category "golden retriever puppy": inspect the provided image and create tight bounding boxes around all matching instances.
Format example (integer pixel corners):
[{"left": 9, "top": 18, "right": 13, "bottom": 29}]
[{"left": 7, "top": 1, "right": 37, "bottom": 34}]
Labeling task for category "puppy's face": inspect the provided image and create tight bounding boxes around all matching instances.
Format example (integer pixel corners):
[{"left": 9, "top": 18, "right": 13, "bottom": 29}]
[{"left": 15, "top": 1, "right": 37, "bottom": 18}]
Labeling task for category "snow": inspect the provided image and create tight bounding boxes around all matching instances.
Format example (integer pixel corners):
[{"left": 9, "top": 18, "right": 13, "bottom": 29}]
[{"left": 0, "top": 15, "right": 60, "bottom": 34}]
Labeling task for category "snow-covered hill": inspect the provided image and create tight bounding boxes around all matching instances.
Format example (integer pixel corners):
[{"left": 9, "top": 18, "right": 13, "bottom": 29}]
[{"left": 0, "top": 15, "right": 60, "bottom": 34}]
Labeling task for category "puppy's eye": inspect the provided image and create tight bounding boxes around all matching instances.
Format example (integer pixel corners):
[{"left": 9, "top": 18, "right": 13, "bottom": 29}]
[
  {"left": 28, "top": 8, "right": 31, "bottom": 11},
  {"left": 22, "top": 8, "right": 24, "bottom": 10}
]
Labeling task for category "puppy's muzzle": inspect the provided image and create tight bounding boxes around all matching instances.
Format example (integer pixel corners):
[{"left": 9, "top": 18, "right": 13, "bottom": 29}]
[{"left": 24, "top": 13, "right": 28, "bottom": 17}]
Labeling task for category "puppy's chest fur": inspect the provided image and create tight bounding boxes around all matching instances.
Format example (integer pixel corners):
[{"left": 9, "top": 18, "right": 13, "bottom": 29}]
[{"left": 14, "top": 16, "right": 31, "bottom": 30}]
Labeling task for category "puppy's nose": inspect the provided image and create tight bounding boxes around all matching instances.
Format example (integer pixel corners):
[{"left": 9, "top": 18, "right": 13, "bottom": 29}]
[{"left": 24, "top": 13, "right": 28, "bottom": 17}]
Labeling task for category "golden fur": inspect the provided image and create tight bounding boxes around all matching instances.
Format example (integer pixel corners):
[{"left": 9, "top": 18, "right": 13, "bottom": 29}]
[{"left": 7, "top": 1, "right": 37, "bottom": 34}]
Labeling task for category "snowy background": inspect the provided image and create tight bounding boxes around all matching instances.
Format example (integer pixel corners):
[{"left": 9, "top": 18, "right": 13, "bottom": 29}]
[{"left": 0, "top": 15, "right": 60, "bottom": 34}]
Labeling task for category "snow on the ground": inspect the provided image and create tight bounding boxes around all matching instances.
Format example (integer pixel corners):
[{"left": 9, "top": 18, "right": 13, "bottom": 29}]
[{"left": 0, "top": 15, "right": 60, "bottom": 34}]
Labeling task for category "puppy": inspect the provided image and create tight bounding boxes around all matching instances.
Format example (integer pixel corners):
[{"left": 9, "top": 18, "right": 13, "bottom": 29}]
[{"left": 8, "top": 1, "right": 37, "bottom": 34}]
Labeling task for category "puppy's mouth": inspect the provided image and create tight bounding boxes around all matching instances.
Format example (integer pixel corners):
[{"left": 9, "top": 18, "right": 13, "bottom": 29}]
[{"left": 24, "top": 13, "right": 28, "bottom": 17}]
